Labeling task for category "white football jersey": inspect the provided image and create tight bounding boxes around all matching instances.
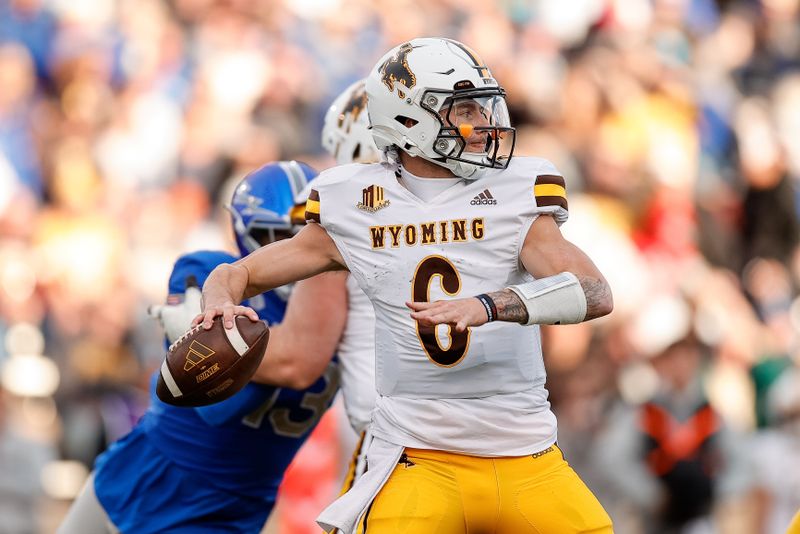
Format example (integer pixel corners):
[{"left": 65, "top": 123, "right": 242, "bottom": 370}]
[
  {"left": 337, "top": 275, "right": 376, "bottom": 434},
  {"left": 307, "top": 157, "right": 569, "bottom": 456}
]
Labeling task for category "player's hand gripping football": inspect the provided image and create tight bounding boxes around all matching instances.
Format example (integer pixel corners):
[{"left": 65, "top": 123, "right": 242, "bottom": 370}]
[
  {"left": 192, "top": 300, "right": 258, "bottom": 330},
  {"left": 406, "top": 297, "right": 489, "bottom": 332}
]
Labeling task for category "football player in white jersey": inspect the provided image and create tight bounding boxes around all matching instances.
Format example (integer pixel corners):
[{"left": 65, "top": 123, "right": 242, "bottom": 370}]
[
  {"left": 197, "top": 38, "right": 614, "bottom": 533},
  {"left": 321, "top": 79, "right": 382, "bottom": 492}
]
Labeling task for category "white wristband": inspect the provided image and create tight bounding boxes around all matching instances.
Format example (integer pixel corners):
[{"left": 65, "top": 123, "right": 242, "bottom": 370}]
[{"left": 507, "top": 272, "right": 587, "bottom": 325}]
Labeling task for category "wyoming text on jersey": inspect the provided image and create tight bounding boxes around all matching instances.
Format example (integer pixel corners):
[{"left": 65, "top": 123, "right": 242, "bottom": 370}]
[{"left": 369, "top": 218, "right": 485, "bottom": 248}]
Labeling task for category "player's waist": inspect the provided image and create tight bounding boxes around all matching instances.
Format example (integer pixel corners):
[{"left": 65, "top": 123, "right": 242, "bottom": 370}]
[
  {"left": 340, "top": 392, "right": 375, "bottom": 435},
  {"left": 368, "top": 388, "right": 558, "bottom": 457},
  {"left": 376, "top": 358, "right": 546, "bottom": 399},
  {"left": 374, "top": 324, "right": 543, "bottom": 399},
  {"left": 379, "top": 378, "right": 546, "bottom": 399}
]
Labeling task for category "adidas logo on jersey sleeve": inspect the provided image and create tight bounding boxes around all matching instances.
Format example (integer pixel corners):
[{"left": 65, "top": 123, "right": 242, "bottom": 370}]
[{"left": 470, "top": 189, "right": 497, "bottom": 206}]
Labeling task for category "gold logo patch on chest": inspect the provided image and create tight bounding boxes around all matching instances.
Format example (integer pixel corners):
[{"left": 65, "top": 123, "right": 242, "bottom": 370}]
[{"left": 357, "top": 185, "right": 391, "bottom": 213}]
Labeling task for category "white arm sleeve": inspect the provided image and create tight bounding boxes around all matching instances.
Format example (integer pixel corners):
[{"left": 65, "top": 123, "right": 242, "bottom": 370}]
[{"left": 507, "top": 272, "right": 587, "bottom": 325}]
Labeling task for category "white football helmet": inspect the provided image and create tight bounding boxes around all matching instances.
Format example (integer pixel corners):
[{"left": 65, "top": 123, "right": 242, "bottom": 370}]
[
  {"left": 365, "top": 37, "right": 515, "bottom": 179},
  {"left": 322, "top": 79, "right": 381, "bottom": 164}
]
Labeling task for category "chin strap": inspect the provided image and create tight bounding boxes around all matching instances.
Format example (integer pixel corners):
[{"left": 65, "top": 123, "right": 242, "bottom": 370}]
[
  {"left": 380, "top": 147, "right": 401, "bottom": 169},
  {"left": 444, "top": 159, "right": 484, "bottom": 179},
  {"left": 388, "top": 144, "right": 486, "bottom": 179},
  {"left": 418, "top": 152, "right": 483, "bottom": 179}
]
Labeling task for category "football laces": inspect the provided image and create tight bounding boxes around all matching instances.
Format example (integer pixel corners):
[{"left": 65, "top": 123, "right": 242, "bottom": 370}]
[{"left": 168, "top": 323, "right": 205, "bottom": 353}]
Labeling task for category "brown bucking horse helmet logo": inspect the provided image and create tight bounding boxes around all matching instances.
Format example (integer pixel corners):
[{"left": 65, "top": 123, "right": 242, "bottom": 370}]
[
  {"left": 338, "top": 84, "right": 367, "bottom": 132},
  {"left": 380, "top": 43, "right": 416, "bottom": 99}
]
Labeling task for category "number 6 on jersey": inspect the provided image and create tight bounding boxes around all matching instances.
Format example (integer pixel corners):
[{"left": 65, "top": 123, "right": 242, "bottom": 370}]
[{"left": 412, "top": 255, "right": 471, "bottom": 367}]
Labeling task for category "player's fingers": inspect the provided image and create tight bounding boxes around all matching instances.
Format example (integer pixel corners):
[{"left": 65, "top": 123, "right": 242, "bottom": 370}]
[
  {"left": 191, "top": 313, "right": 204, "bottom": 327},
  {"left": 409, "top": 307, "right": 438, "bottom": 320},
  {"left": 418, "top": 304, "right": 451, "bottom": 318},
  {"left": 242, "top": 307, "right": 259, "bottom": 321},
  {"left": 443, "top": 308, "right": 468, "bottom": 328},
  {"left": 418, "top": 303, "right": 451, "bottom": 317},
  {"left": 414, "top": 315, "right": 435, "bottom": 326},
  {"left": 415, "top": 312, "right": 454, "bottom": 327},
  {"left": 410, "top": 309, "right": 433, "bottom": 320},
  {"left": 406, "top": 300, "right": 437, "bottom": 311},
  {"left": 201, "top": 308, "right": 221, "bottom": 329},
  {"left": 222, "top": 306, "right": 236, "bottom": 329}
]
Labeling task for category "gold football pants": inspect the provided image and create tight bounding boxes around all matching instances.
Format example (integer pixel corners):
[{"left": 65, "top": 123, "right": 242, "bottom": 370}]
[
  {"left": 787, "top": 509, "right": 800, "bottom": 534},
  {"left": 358, "top": 445, "right": 612, "bottom": 534}
]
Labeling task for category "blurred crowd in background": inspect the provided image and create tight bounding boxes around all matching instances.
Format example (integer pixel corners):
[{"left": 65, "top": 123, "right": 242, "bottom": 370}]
[{"left": 1, "top": 0, "right": 799, "bottom": 532}]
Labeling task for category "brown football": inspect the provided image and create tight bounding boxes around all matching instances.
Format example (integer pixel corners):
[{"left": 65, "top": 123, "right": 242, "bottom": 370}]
[{"left": 156, "top": 316, "right": 270, "bottom": 407}]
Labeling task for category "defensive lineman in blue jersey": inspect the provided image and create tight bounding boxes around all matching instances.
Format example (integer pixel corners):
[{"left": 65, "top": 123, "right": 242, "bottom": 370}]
[{"left": 58, "top": 162, "right": 346, "bottom": 534}]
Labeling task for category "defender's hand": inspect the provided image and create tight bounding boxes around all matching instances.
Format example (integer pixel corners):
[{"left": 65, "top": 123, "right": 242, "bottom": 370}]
[
  {"left": 148, "top": 278, "right": 203, "bottom": 344},
  {"left": 192, "top": 303, "right": 259, "bottom": 330},
  {"left": 406, "top": 298, "right": 488, "bottom": 332}
]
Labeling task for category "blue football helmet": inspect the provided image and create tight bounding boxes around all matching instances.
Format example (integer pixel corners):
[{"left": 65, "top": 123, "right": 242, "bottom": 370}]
[{"left": 229, "top": 161, "right": 318, "bottom": 256}]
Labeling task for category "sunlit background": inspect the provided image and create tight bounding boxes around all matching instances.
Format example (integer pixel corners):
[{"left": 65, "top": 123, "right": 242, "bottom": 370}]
[{"left": 1, "top": 0, "right": 800, "bottom": 533}]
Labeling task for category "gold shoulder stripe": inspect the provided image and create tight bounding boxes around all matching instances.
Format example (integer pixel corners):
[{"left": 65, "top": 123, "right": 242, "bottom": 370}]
[
  {"left": 306, "top": 199, "right": 320, "bottom": 214},
  {"left": 305, "top": 189, "right": 321, "bottom": 223},
  {"left": 534, "top": 183, "right": 566, "bottom": 198}
]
